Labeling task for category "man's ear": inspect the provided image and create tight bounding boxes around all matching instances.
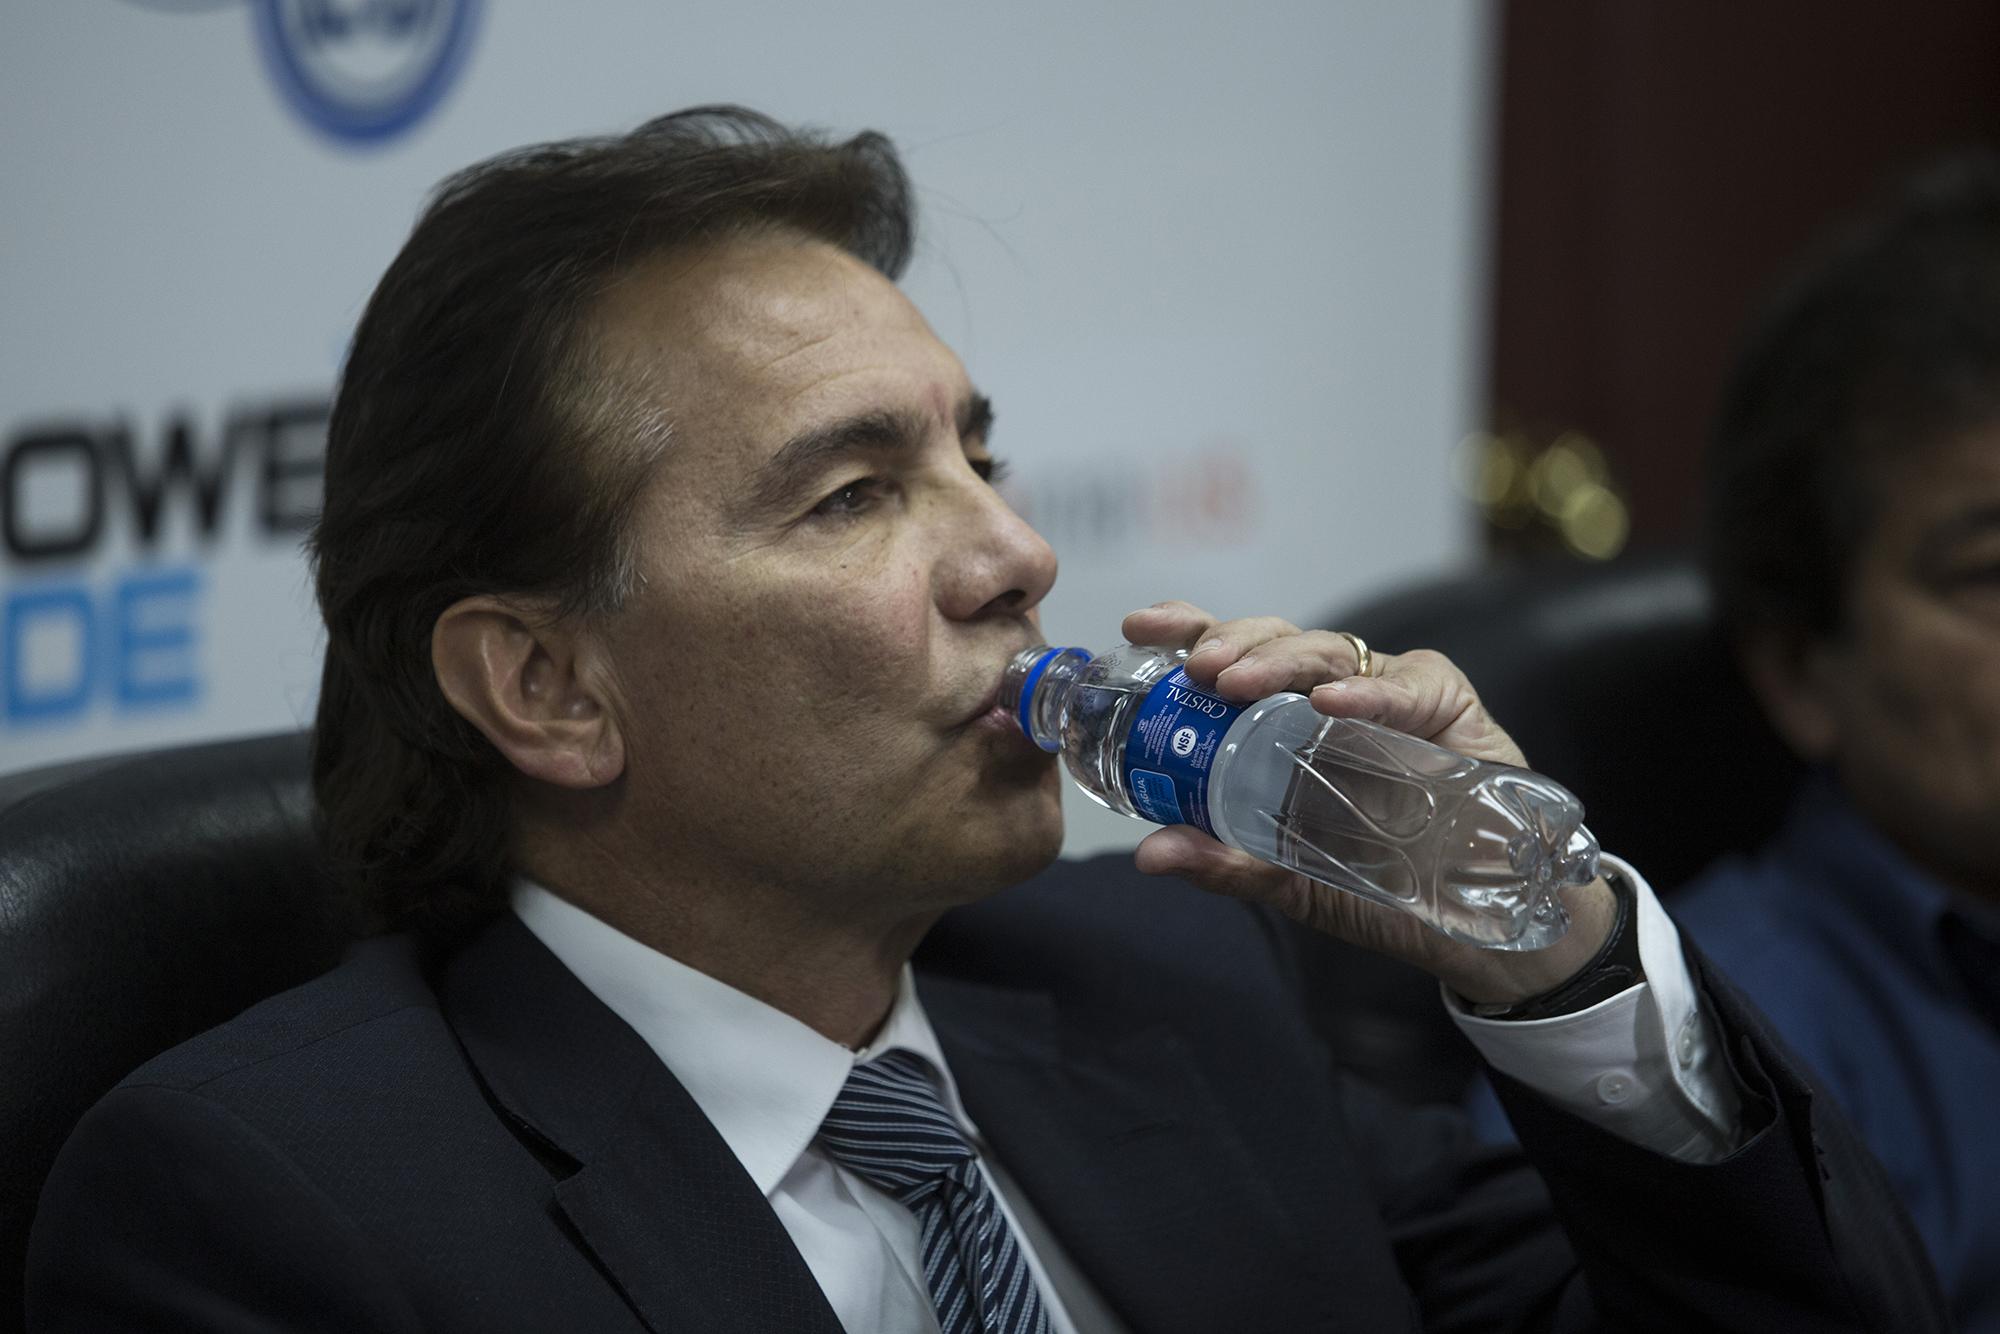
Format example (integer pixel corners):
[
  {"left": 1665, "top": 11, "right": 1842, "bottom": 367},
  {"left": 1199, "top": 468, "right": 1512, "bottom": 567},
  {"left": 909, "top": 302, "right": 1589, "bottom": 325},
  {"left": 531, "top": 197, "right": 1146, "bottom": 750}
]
[
  {"left": 431, "top": 596, "right": 625, "bottom": 789},
  {"left": 1737, "top": 623, "right": 1841, "bottom": 763}
]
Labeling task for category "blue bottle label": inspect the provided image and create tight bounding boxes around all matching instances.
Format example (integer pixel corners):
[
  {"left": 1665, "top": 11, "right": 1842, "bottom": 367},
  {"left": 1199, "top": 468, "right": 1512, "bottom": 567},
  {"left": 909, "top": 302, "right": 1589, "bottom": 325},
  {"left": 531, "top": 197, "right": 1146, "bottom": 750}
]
[{"left": 1121, "top": 666, "right": 1244, "bottom": 834}]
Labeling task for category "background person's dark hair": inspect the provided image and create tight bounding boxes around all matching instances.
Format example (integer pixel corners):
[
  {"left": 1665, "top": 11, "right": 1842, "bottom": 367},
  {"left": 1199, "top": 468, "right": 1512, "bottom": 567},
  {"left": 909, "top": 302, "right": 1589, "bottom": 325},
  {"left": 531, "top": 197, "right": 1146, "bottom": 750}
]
[
  {"left": 310, "top": 106, "right": 915, "bottom": 940},
  {"left": 1704, "top": 149, "right": 2000, "bottom": 644}
]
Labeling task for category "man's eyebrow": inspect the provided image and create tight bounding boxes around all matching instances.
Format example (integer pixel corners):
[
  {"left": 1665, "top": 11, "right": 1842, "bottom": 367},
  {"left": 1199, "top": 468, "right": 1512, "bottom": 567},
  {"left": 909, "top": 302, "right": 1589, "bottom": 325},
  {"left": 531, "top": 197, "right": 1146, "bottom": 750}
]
[
  {"left": 749, "top": 409, "right": 925, "bottom": 512},
  {"left": 747, "top": 392, "right": 994, "bottom": 514}
]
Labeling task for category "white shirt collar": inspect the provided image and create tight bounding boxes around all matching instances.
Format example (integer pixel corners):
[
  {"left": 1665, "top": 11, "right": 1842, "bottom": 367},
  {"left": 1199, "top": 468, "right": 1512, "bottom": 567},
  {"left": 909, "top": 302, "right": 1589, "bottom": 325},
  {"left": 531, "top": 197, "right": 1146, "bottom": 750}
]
[{"left": 510, "top": 877, "right": 977, "bottom": 1196}]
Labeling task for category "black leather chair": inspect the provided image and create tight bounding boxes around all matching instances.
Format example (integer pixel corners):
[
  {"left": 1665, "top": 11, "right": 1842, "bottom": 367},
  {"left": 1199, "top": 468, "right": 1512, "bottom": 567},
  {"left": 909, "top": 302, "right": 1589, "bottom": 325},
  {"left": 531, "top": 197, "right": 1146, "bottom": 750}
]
[
  {"left": 0, "top": 732, "right": 351, "bottom": 1330},
  {"left": 1292, "top": 547, "right": 1804, "bottom": 1105},
  {"left": 0, "top": 550, "right": 1804, "bottom": 1319}
]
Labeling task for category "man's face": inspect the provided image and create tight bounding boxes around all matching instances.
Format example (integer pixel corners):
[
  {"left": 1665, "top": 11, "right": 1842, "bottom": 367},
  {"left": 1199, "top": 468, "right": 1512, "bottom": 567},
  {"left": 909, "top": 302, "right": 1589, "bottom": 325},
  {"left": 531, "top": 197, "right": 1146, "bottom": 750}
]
[
  {"left": 584, "top": 235, "right": 1064, "bottom": 918},
  {"left": 1808, "top": 423, "right": 2000, "bottom": 895}
]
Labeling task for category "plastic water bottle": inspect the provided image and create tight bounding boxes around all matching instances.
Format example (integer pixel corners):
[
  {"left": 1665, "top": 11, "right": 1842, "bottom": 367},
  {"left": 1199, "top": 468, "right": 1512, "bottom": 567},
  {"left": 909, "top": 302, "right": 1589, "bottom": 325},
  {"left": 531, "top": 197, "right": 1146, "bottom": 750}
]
[{"left": 1004, "top": 643, "right": 1600, "bottom": 949}]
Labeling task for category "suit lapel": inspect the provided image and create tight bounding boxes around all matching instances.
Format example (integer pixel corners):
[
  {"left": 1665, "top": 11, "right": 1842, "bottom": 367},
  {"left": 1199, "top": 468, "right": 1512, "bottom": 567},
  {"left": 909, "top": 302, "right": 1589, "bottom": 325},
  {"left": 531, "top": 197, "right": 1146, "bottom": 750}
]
[
  {"left": 917, "top": 971, "right": 1339, "bottom": 1334},
  {"left": 438, "top": 915, "right": 844, "bottom": 1334}
]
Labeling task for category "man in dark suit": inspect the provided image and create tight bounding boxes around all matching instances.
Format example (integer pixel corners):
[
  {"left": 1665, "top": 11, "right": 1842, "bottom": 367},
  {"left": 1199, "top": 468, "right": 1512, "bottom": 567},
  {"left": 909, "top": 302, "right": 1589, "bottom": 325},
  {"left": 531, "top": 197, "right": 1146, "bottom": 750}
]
[{"left": 28, "top": 107, "right": 1944, "bottom": 1332}]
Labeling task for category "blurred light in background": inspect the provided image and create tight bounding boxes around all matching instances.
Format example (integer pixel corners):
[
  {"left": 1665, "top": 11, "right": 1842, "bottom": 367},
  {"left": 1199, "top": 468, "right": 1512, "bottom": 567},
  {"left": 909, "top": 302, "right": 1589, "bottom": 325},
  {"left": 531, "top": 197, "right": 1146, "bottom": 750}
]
[{"left": 1454, "top": 428, "right": 1630, "bottom": 561}]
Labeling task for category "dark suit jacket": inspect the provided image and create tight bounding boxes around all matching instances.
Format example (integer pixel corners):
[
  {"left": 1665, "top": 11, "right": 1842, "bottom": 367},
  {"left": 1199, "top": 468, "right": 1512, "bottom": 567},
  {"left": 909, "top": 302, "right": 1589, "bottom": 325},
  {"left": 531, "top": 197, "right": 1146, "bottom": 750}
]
[{"left": 27, "top": 857, "right": 1945, "bottom": 1332}]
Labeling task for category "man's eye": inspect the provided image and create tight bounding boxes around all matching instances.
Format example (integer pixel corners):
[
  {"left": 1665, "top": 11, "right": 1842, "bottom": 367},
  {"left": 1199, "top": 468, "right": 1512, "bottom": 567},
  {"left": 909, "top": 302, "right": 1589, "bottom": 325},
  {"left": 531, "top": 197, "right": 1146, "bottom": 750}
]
[
  {"left": 972, "top": 456, "right": 1011, "bottom": 485},
  {"left": 811, "top": 478, "right": 888, "bottom": 518}
]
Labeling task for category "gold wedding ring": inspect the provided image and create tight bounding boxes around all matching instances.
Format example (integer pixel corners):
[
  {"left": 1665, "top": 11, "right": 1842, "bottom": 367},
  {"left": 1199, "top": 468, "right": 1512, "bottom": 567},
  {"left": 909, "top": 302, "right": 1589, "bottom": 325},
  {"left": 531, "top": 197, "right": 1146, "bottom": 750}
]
[{"left": 1336, "top": 630, "right": 1376, "bottom": 678}]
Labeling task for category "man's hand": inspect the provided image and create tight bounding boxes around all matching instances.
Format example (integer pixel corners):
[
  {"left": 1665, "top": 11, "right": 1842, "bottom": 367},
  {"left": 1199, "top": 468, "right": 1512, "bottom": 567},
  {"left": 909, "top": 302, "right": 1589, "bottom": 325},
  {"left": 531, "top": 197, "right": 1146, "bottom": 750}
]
[{"left": 1120, "top": 602, "right": 1616, "bottom": 1007}]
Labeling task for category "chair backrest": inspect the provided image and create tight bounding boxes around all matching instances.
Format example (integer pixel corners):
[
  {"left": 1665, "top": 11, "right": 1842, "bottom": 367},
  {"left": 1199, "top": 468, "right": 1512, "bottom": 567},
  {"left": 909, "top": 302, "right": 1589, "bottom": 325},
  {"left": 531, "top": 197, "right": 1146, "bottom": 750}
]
[
  {"left": 1291, "top": 549, "right": 1805, "bottom": 1105},
  {"left": 0, "top": 731, "right": 348, "bottom": 1328},
  {"left": 1341, "top": 547, "right": 1801, "bottom": 884}
]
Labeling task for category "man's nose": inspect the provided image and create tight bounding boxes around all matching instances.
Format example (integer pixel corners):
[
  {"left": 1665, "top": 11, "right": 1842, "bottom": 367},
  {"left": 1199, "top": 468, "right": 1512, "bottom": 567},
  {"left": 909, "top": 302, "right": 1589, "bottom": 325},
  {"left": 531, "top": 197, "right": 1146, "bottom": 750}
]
[{"left": 936, "top": 470, "right": 1059, "bottom": 621}]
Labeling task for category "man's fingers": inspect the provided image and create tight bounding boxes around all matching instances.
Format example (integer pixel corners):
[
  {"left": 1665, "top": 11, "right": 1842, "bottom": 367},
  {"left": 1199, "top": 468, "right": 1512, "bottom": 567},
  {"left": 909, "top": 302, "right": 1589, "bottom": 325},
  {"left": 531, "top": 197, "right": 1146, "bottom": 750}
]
[
  {"left": 1177, "top": 616, "right": 1304, "bottom": 683},
  {"left": 1114, "top": 614, "right": 1520, "bottom": 765},
  {"left": 1308, "top": 651, "right": 1457, "bottom": 731},
  {"left": 1119, "top": 607, "right": 1312, "bottom": 682},
  {"left": 1309, "top": 648, "right": 1526, "bottom": 767},
  {"left": 1119, "top": 611, "right": 1379, "bottom": 701},
  {"left": 1210, "top": 629, "right": 1373, "bottom": 699},
  {"left": 1310, "top": 675, "right": 1415, "bottom": 724},
  {"left": 1120, "top": 601, "right": 1217, "bottom": 647},
  {"left": 1133, "top": 825, "right": 1293, "bottom": 904}
]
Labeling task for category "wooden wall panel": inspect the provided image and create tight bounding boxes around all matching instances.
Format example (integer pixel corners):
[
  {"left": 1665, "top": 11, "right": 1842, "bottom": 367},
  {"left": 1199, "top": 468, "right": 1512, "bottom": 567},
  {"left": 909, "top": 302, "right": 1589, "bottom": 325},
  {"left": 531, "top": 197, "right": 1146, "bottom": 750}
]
[{"left": 1491, "top": 0, "right": 2000, "bottom": 544}]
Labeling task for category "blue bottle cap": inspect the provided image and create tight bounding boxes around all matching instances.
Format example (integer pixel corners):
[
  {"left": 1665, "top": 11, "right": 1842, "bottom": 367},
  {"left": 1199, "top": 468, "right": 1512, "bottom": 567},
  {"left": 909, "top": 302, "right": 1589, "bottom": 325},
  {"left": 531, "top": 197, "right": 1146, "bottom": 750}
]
[{"left": 1015, "top": 646, "right": 1088, "bottom": 751}]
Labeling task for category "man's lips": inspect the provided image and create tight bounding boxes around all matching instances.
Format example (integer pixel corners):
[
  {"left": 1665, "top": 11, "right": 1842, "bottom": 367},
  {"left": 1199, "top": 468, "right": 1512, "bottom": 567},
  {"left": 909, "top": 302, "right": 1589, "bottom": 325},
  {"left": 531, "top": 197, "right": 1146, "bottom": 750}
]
[
  {"left": 960, "top": 681, "right": 1003, "bottom": 726},
  {"left": 959, "top": 678, "right": 1012, "bottom": 730},
  {"left": 956, "top": 643, "right": 1044, "bottom": 729}
]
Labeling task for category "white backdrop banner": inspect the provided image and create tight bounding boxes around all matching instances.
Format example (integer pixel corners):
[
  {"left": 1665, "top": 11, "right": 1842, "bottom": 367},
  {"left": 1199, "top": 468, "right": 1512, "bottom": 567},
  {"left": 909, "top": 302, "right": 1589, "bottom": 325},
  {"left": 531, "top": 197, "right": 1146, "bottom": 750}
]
[{"left": 1, "top": 0, "right": 1490, "bottom": 854}]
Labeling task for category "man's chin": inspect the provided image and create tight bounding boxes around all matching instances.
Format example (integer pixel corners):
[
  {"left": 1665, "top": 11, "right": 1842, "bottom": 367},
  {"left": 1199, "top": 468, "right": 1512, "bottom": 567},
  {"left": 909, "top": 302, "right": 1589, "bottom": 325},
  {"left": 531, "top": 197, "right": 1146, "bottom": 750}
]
[
  {"left": 1010, "top": 807, "right": 1067, "bottom": 880},
  {"left": 992, "top": 794, "right": 1066, "bottom": 865},
  {"left": 939, "top": 796, "right": 1065, "bottom": 902}
]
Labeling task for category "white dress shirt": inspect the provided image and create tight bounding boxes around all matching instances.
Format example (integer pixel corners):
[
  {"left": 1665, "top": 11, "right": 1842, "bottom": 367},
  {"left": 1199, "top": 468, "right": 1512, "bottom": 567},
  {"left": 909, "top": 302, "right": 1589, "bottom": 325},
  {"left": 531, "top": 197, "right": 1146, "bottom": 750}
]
[
  {"left": 512, "top": 882, "right": 1115, "bottom": 1334},
  {"left": 514, "top": 856, "right": 1737, "bottom": 1333},
  {"left": 1446, "top": 855, "right": 1741, "bottom": 1161}
]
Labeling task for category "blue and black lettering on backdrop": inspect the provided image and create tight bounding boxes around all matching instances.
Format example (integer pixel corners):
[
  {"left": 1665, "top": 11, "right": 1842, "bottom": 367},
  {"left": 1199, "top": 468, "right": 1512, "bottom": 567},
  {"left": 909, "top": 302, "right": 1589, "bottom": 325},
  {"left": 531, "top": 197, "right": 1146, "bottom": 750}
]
[
  {"left": 3, "top": 1, "right": 478, "bottom": 749},
  {"left": 0, "top": 401, "right": 327, "bottom": 726}
]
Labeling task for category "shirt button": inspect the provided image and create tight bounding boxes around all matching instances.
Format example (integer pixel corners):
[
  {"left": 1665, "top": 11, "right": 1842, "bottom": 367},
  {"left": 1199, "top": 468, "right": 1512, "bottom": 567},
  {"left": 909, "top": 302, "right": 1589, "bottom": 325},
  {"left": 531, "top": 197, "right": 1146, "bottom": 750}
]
[
  {"left": 1595, "top": 1071, "right": 1634, "bottom": 1105},
  {"left": 1676, "top": 1021, "right": 1697, "bottom": 1068}
]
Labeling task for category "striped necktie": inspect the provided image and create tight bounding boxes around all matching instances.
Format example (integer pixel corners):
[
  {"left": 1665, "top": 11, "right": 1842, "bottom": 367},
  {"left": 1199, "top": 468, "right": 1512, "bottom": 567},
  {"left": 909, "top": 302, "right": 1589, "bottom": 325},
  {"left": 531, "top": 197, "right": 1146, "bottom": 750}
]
[{"left": 818, "top": 1049, "right": 1053, "bottom": 1334}]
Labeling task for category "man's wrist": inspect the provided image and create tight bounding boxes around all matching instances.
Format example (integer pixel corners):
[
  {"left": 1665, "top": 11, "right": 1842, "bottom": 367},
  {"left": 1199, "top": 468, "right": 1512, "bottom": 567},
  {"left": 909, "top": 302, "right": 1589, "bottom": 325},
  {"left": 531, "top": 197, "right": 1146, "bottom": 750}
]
[
  {"left": 1456, "top": 870, "right": 1642, "bottom": 1019},
  {"left": 1438, "top": 872, "right": 1631, "bottom": 1009}
]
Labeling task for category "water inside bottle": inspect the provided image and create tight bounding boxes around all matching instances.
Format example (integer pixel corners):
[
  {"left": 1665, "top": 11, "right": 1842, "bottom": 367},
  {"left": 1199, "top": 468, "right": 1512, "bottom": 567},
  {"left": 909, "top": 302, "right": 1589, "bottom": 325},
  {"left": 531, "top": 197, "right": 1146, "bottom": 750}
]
[
  {"left": 1216, "top": 708, "right": 1590, "bottom": 950},
  {"left": 1005, "top": 642, "right": 1596, "bottom": 949}
]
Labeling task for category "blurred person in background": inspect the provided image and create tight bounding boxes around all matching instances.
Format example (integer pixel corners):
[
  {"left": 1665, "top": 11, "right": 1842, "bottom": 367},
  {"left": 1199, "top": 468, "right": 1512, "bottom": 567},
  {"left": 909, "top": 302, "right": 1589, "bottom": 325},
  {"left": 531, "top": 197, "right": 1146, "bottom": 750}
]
[
  {"left": 24, "top": 107, "right": 1944, "bottom": 1332},
  {"left": 1672, "top": 150, "right": 2000, "bottom": 1333}
]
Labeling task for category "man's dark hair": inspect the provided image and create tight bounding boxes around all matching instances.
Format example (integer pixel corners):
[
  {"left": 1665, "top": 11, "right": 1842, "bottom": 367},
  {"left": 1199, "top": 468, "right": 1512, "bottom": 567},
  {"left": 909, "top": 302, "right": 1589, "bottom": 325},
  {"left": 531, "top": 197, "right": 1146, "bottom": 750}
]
[
  {"left": 1704, "top": 149, "right": 2000, "bottom": 642},
  {"left": 310, "top": 106, "right": 915, "bottom": 939}
]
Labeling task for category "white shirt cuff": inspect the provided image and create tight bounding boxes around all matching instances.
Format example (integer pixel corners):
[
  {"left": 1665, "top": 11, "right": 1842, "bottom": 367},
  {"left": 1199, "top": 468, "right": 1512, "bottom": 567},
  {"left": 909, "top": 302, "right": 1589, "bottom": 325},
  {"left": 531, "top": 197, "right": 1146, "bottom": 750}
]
[{"left": 1445, "top": 855, "right": 1741, "bottom": 1162}]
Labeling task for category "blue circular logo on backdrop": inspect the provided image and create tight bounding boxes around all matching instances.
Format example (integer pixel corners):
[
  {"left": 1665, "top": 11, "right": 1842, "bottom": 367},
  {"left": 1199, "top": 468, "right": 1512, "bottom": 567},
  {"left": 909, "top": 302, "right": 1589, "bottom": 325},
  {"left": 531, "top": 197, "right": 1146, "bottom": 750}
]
[{"left": 253, "top": 0, "right": 479, "bottom": 145}]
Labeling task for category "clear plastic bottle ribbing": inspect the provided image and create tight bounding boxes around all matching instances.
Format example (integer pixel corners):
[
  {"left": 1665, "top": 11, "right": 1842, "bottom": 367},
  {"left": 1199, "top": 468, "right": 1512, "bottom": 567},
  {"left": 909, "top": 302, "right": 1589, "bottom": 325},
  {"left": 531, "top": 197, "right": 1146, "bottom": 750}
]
[{"left": 1003, "top": 643, "right": 1600, "bottom": 950}]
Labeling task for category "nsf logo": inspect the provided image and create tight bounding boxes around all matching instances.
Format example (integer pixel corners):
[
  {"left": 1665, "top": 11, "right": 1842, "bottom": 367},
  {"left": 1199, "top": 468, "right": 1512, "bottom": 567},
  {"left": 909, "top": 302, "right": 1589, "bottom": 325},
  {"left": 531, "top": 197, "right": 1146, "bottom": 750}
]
[
  {"left": 1171, "top": 726, "right": 1199, "bottom": 758},
  {"left": 254, "top": 0, "right": 480, "bottom": 144}
]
